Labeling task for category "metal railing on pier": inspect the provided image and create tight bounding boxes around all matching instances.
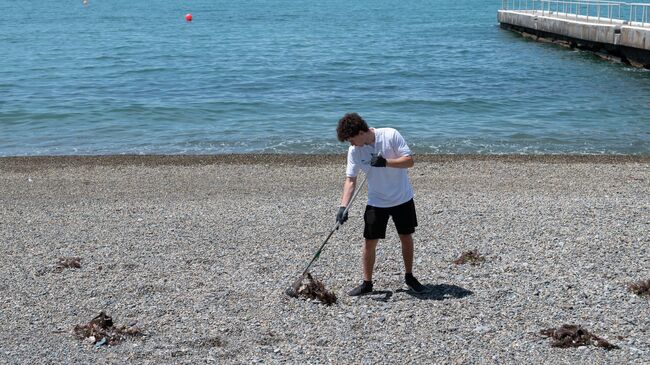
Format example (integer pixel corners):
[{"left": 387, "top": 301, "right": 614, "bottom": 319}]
[{"left": 501, "top": 0, "right": 650, "bottom": 27}]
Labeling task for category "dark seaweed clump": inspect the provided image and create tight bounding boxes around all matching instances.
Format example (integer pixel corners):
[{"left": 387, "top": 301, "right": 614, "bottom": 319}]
[
  {"left": 628, "top": 279, "right": 650, "bottom": 298},
  {"left": 73, "top": 312, "right": 141, "bottom": 346},
  {"left": 539, "top": 324, "right": 618, "bottom": 350},
  {"left": 55, "top": 257, "right": 82, "bottom": 272},
  {"left": 453, "top": 250, "right": 485, "bottom": 266},
  {"left": 297, "top": 273, "right": 337, "bottom": 305}
]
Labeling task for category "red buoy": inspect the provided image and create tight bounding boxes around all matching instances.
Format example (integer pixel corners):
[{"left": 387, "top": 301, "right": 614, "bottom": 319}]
[{"left": 185, "top": 13, "right": 192, "bottom": 22}]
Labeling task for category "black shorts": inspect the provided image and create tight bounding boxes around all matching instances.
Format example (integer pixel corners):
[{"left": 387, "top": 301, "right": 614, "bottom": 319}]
[{"left": 364, "top": 199, "right": 418, "bottom": 240}]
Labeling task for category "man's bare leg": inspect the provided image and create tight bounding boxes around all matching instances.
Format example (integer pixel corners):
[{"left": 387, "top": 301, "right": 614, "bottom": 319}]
[
  {"left": 362, "top": 239, "right": 379, "bottom": 281},
  {"left": 348, "top": 238, "right": 379, "bottom": 296},
  {"left": 399, "top": 233, "right": 427, "bottom": 292},
  {"left": 399, "top": 233, "right": 414, "bottom": 274}
]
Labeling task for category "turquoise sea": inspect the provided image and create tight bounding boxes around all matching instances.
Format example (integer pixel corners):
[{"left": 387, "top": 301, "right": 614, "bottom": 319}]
[{"left": 1, "top": 0, "right": 649, "bottom": 156}]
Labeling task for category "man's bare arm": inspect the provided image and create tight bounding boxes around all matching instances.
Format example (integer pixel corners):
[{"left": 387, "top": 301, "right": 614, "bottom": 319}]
[
  {"left": 386, "top": 155, "right": 414, "bottom": 168},
  {"left": 340, "top": 175, "right": 357, "bottom": 207}
]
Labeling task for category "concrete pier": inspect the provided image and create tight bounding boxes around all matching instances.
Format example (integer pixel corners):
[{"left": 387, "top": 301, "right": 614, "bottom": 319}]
[{"left": 498, "top": 1, "right": 650, "bottom": 68}]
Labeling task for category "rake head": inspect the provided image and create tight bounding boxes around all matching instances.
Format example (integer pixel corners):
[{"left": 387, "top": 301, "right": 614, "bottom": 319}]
[
  {"left": 285, "top": 272, "right": 337, "bottom": 305},
  {"left": 285, "top": 273, "right": 306, "bottom": 298}
]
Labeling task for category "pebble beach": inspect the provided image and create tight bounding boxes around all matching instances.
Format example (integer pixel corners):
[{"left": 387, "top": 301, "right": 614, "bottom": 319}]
[{"left": 0, "top": 155, "right": 648, "bottom": 364}]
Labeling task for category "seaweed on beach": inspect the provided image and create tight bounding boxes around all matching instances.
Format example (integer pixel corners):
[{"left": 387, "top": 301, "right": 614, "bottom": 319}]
[
  {"left": 539, "top": 324, "right": 618, "bottom": 350},
  {"left": 72, "top": 311, "right": 141, "bottom": 347},
  {"left": 453, "top": 250, "right": 485, "bottom": 266},
  {"left": 628, "top": 279, "right": 650, "bottom": 298},
  {"left": 55, "top": 257, "right": 82, "bottom": 272},
  {"left": 296, "top": 273, "right": 337, "bottom": 305}
]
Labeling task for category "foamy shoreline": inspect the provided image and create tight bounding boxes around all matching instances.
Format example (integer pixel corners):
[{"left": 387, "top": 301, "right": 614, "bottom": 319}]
[{"left": 2, "top": 153, "right": 649, "bottom": 168}]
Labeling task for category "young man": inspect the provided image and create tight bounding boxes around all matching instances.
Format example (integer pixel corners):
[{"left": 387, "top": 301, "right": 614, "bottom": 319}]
[{"left": 336, "top": 112, "right": 426, "bottom": 296}]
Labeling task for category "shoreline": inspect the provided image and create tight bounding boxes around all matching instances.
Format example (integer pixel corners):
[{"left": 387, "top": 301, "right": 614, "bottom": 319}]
[{"left": 1, "top": 154, "right": 649, "bottom": 172}]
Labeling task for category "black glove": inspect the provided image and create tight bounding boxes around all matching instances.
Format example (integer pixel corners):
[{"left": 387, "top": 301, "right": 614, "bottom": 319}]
[
  {"left": 336, "top": 206, "right": 348, "bottom": 226},
  {"left": 370, "top": 154, "right": 387, "bottom": 167}
]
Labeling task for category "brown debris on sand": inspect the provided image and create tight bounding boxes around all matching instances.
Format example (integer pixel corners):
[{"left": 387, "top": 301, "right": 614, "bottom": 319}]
[
  {"left": 453, "top": 250, "right": 485, "bottom": 266},
  {"left": 72, "top": 311, "right": 141, "bottom": 346},
  {"left": 296, "top": 273, "right": 337, "bottom": 305},
  {"left": 628, "top": 279, "right": 650, "bottom": 298},
  {"left": 55, "top": 257, "right": 82, "bottom": 272},
  {"left": 539, "top": 324, "right": 619, "bottom": 350}
]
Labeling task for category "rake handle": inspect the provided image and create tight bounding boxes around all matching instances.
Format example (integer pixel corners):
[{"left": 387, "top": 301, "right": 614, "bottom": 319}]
[{"left": 298, "top": 173, "right": 368, "bottom": 278}]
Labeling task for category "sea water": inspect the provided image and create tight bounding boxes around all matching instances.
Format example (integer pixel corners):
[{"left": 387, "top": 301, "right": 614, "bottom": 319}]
[{"left": 1, "top": 0, "right": 649, "bottom": 156}]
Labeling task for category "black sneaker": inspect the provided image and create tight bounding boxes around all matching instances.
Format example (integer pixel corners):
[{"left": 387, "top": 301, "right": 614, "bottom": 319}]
[
  {"left": 347, "top": 281, "right": 373, "bottom": 296},
  {"left": 405, "top": 274, "right": 427, "bottom": 293}
]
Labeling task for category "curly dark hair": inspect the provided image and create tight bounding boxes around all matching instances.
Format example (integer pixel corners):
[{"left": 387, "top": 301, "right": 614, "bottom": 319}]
[{"left": 336, "top": 113, "right": 369, "bottom": 142}]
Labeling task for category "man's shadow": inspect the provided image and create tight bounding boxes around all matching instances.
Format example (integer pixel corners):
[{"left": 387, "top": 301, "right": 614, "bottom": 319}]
[
  {"left": 367, "top": 284, "right": 472, "bottom": 301},
  {"left": 398, "top": 284, "right": 473, "bottom": 300},
  {"left": 368, "top": 290, "right": 394, "bottom": 302}
]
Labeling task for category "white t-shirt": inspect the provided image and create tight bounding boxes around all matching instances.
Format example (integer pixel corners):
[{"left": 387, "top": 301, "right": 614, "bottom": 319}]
[{"left": 346, "top": 127, "right": 414, "bottom": 208}]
